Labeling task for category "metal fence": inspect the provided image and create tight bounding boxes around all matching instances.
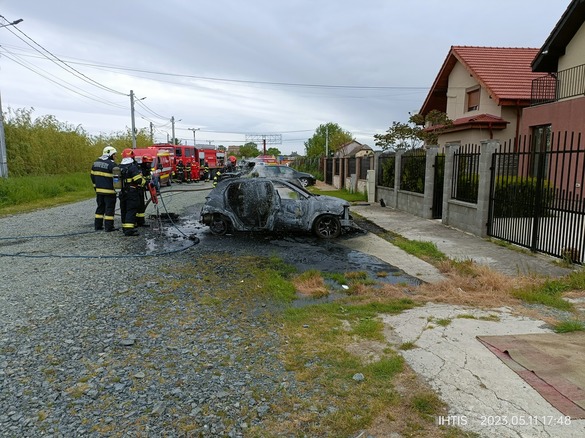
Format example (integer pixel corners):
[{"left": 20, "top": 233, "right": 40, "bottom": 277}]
[
  {"left": 488, "top": 132, "right": 585, "bottom": 263},
  {"left": 400, "top": 149, "right": 426, "bottom": 193},
  {"left": 452, "top": 144, "right": 480, "bottom": 202},
  {"left": 377, "top": 154, "right": 395, "bottom": 188}
]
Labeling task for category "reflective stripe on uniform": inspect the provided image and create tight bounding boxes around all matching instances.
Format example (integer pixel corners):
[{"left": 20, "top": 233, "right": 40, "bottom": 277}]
[
  {"left": 91, "top": 171, "right": 114, "bottom": 178},
  {"left": 95, "top": 214, "right": 104, "bottom": 219},
  {"left": 104, "top": 215, "right": 115, "bottom": 221},
  {"left": 122, "top": 223, "right": 135, "bottom": 229},
  {"left": 96, "top": 188, "right": 116, "bottom": 194}
]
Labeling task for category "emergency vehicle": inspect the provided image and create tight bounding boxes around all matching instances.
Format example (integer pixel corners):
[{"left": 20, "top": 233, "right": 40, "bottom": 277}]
[
  {"left": 132, "top": 147, "right": 173, "bottom": 187},
  {"left": 173, "top": 145, "right": 201, "bottom": 181},
  {"left": 151, "top": 143, "right": 226, "bottom": 181}
]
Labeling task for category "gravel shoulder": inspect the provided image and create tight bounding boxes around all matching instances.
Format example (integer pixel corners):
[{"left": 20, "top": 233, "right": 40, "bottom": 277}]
[{"left": 0, "top": 190, "right": 309, "bottom": 437}]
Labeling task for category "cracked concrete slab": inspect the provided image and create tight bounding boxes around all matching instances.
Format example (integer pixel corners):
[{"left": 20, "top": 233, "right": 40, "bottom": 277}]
[{"left": 381, "top": 303, "right": 585, "bottom": 437}]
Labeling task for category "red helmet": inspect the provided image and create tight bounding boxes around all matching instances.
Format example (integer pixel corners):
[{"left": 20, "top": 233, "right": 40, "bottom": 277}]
[
  {"left": 229, "top": 155, "right": 237, "bottom": 163},
  {"left": 122, "top": 148, "right": 135, "bottom": 159},
  {"left": 142, "top": 155, "right": 153, "bottom": 163}
]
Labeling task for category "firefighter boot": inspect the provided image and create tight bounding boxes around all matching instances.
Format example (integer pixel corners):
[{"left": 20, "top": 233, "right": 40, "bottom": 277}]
[
  {"left": 95, "top": 217, "right": 104, "bottom": 231},
  {"left": 124, "top": 229, "right": 139, "bottom": 236}
]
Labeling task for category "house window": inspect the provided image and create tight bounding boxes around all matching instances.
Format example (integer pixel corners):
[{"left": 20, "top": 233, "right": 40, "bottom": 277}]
[
  {"left": 530, "top": 125, "right": 551, "bottom": 177},
  {"left": 466, "top": 88, "right": 480, "bottom": 112}
]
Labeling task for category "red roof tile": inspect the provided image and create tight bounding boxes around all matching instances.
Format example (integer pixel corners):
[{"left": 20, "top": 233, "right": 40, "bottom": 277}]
[
  {"left": 421, "top": 46, "right": 542, "bottom": 115},
  {"left": 453, "top": 46, "right": 541, "bottom": 103}
]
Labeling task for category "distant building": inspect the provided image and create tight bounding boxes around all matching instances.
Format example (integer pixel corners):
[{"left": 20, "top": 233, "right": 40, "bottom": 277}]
[
  {"left": 226, "top": 145, "right": 241, "bottom": 155},
  {"left": 333, "top": 140, "right": 373, "bottom": 158}
]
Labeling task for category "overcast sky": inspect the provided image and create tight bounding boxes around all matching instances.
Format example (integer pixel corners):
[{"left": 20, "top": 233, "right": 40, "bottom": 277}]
[{"left": 0, "top": 0, "right": 571, "bottom": 155}]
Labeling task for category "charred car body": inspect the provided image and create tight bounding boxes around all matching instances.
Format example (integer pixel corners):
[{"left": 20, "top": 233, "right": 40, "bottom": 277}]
[{"left": 200, "top": 177, "right": 356, "bottom": 238}]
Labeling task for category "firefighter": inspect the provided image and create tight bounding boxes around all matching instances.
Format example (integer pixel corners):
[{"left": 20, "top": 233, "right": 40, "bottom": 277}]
[
  {"left": 136, "top": 155, "right": 153, "bottom": 227},
  {"left": 212, "top": 169, "right": 222, "bottom": 187},
  {"left": 185, "top": 160, "right": 192, "bottom": 183},
  {"left": 176, "top": 160, "right": 185, "bottom": 184},
  {"left": 119, "top": 149, "right": 145, "bottom": 236},
  {"left": 90, "top": 145, "right": 118, "bottom": 232},
  {"left": 202, "top": 161, "right": 210, "bottom": 182},
  {"left": 224, "top": 155, "right": 237, "bottom": 173}
]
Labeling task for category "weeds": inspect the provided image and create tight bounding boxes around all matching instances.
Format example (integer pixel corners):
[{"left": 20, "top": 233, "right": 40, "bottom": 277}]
[{"left": 554, "top": 320, "right": 585, "bottom": 333}]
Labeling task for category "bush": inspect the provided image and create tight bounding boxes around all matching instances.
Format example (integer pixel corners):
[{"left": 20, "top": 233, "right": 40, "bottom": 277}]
[{"left": 492, "top": 176, "right": 554, "bottom": 217}]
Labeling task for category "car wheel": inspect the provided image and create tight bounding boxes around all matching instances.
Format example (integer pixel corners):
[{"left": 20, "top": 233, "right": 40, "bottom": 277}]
[
  {"left": 298, "top": 177, "right": 309, "bottom": 187},
  {"left": 313, "top": 214, "right": 341, "bottom": 239},
  {"left": 209, "top": 215, "right": 231, "bottom": 236}
]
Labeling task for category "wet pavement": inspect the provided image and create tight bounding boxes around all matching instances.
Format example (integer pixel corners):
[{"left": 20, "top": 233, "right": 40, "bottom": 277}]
[{"left": 146, "top": 183, "right": 422, "bottom": 287}]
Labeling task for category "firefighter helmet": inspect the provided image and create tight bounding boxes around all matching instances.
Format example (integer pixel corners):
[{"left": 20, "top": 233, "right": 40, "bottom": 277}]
[
  {"left": 228, "top": 155, "right": 237, "bottom": 163},
  {"left": 142, "top": 155, "right": 153, "bottom": 163},
  {"left": 103, "top": 145, "right": 117, "bottom": 157},
  {"left": 122, "top": 148, "right": 135, "bottom": 159}
]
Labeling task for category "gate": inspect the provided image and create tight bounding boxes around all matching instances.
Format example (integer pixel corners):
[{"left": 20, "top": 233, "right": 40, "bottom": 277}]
[
  {"left": 325, "top": 158, "right": 333, "bottom": 185},
  {"left": 488, "top": 133, "right": 585, "bottom": 263},
  {"left": 432, "top": 154, "right": 445, "bottom": 219}
]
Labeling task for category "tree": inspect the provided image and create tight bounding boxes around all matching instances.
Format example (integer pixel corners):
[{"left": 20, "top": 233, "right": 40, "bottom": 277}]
[
  {"left": 239, "top": 142, "right": 260, "bottom": 158},
  {"left": 266, "top": 147, "right": 281, "bottom": 157},
  {"left": 374, "top": 111, "right": 452, "bottom": 151},
  {"left": 304, "top": 123, "right": 353, "bottom": 158}
]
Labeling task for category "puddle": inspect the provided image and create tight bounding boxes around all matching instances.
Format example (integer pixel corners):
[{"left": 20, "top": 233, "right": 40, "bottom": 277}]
[{"left": 143, "top": 211, "right": 421, "bottom": 290}]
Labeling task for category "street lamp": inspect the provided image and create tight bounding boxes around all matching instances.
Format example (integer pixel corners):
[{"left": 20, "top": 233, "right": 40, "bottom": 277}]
[
  {"left": 188, "top": 128, "right": 200, "bottom": 146},
  {"left": 0, "top": 18, "right": 22, "bottom": 28},
  {"left": 0, "top": 17, "right": 23, "bottom": 178}
]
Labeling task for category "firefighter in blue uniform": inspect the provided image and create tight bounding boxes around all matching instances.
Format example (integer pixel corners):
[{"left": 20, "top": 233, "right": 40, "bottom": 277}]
[
  {"left": 119, "top": 149, "right": 145, "bottom": 236},
  {"left": 90, "top": 145, "right": 118, "bottom": 232}
]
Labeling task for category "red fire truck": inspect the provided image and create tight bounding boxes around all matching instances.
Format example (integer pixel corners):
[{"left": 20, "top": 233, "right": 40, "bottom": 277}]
[
  {"left": 132, "top": 147, "right": 174, "bottom": 187},
  {"left": 151, "top": 143, "right": 226, "bottom": 181}
]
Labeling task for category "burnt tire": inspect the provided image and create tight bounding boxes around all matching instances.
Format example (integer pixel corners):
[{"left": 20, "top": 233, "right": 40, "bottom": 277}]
[
  {"left": 209, "top": 215, "right": 231, "bottom": 236},
  {"left": 313, "top": 214, "right": 341, "bottom": 239}
]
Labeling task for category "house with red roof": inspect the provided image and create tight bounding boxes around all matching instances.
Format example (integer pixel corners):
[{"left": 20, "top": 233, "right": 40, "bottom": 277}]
[
  {"left": 419, "top": 46, "right": 542, "bottom": 148},
  {"left": 520, "top": 0, "right": 585, "bottom": 142}
]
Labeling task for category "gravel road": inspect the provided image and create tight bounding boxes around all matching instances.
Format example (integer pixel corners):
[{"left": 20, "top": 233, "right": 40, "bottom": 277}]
[{"left": 0, "top": 185, "right": 416, "bottom": 437}]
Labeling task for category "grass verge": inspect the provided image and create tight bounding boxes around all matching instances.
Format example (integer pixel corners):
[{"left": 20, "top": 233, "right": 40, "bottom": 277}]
[{"left": 0, "top": 173, "right": 94, "bottom": 216}]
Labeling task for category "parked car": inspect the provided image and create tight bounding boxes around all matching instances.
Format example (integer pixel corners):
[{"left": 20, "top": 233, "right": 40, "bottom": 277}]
[
  {"left": 200, "top": 177, "right": 356, "bottom": 238},
  {"left": 250, "top": 164, "right": 316, "bottom": 187}
]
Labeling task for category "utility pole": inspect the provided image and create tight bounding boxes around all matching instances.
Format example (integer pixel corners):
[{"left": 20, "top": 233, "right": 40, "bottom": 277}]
[
  {"left": 0, "top": 93, "right": 7, "bottom": 178},
  {"left": 188, "top": 127, "right": 200, "bottom": 146},
  {"left": 0, "top": 17, "right": 24, "bottom": 178},
  {"left": 171, "top": 116, "right": 177, "bottom": 145},
  {"left": 149, "top": 122, "right": 154, "bottom": 143},
  {"left": 130, "top": 90, "right": 137, "bottom": 149},
  {"left": 325, "top": 125, "right": 329, "bottom": 157}
]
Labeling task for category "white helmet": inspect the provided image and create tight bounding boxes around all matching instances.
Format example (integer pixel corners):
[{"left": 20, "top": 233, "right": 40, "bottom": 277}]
[{"left": 102, "top": 146, "right": 117, "bottom": 157}]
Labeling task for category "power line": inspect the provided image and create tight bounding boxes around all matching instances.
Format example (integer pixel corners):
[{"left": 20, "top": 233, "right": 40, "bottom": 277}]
[
  {"left": 1, "top": 43, "right": 427, "bottom": 91},
  {"left": 1, "top": 16, "right": 127, "bottom": 97},
  {"left": 0, "top": 49, "right": 127, "bottom": 109}
]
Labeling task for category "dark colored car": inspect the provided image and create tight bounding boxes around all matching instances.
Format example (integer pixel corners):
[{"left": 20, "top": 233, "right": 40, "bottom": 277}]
[
  {"left": 250, "top": 164, "right": 316, "bottom": 187},
  {"left": 200, "top": 177, "right": 356, "bottom": 238}
]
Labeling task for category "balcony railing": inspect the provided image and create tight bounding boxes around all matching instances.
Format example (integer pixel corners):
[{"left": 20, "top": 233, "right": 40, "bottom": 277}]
[{"left": 531, "top": 63, "right": 585, "bottom": 106}]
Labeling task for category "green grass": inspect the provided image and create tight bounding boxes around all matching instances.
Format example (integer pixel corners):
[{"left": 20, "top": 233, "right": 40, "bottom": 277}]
[
  {"left": 0, "top": 172, "right": 94, "bottom": 216},
  {"left": 512, "top": 279, "right": 574, "bottom": 311},
  {"left": 389, "top": 234, "right": 447, "bottom": 264},
  {"left": 554, "top": 320, "right": 585, "bottom": 333},
  {"left": 309, "top": 187, "right": 367, "bottom": 202}
]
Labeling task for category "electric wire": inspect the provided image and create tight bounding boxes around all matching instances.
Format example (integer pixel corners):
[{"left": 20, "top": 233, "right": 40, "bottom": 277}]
[
  {"left": 1, "top": 15, "right": 127, "bottom": 97},
  {"left": 0, "top": 48, "right": 127, "bottom": 110}
]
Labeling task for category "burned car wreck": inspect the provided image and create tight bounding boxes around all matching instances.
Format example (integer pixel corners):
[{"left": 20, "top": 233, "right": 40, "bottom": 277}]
[{"left": 200, "top": 177, "right": 356, "bottom": 238}]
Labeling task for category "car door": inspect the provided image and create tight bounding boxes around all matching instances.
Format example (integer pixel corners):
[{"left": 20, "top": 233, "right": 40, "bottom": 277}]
[
  {"left": 226, "top": 180, "right": 278, "bottom": 230},
  {"left": 273, "top": 181, "right": 309, "bottom": 230}
]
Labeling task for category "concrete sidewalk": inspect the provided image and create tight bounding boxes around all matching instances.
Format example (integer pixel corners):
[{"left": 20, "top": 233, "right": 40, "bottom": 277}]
[{"left": 350, "top": 203, "right": 574, "bottom": 278}]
